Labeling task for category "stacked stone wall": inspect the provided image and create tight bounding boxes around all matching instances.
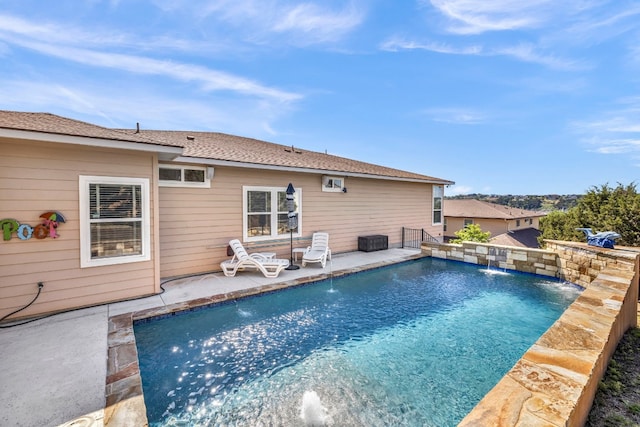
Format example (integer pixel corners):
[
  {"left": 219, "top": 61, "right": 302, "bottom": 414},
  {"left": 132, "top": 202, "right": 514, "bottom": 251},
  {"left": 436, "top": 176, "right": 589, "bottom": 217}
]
[
  {"left": 422, "top": 241, "right": 560, "bottom": 278},
  {"left": 546, "top": 240, "right": 638, "bottom": 289}
]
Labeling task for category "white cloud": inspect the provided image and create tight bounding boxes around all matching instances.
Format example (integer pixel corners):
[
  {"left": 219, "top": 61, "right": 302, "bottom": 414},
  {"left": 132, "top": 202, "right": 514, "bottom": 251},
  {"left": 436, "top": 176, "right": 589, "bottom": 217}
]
[
  {"left": 0, "top": 78, "right": 294, "bottom": 136},
  {"left": 563, "top": 4, "right": 640, "bottom": 43},
  {"left": 494, "top": 43, "right": 586, "bottom": 70},
  {"left": 197, "top": 0, "right": 365, "bottom": 46},
  {"left": 272, "top": 3, "right": 364, "bottom": 43},
  {"left": 515, "top": 75, "right": 588, "bottom": 94},
  {"left": 0, "top": 13, "right": 234, "bottom": 55},
  {"left": 577, "top": 112, "right": 640, "bottom": 134},
  {"left": 0, "top": 19, "right": 301, "bottom": 103},
  {"left": 0, "top": 14, "right": 128, "bottom": 48},
  {"left": 381, "top": 36, "right": 581, "bottom": 70},
  {"left": 446, "top": 185, "right": 474, "bottom": 195},
  {"left": 572, "top": 101, "right": 640, "bottom": 158},
  {"left": 589, "top": 139, "right": 640, "bottom": 154},
  {"left": 74, "top": 45, "right": 296, "bottom": 102},
  {"left": 427, "top": 0, "right": 554, "bottom": 34},
  {"left": 422, "top": 107, "right": 487, "bottom": 125},
  {"left": 380, "top": 37, "right": 482, "bottom": 55}
]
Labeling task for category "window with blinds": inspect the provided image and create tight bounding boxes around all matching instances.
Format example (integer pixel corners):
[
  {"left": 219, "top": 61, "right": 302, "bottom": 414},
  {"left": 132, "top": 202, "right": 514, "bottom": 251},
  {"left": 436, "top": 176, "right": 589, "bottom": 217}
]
[
  {"left": 80, "top": 176, "right": 150, "bottom": 267},
  {"left": 243, "top": 186, "right": 301, "bottom": 242},
  {"left": 89, "top": 183, "right": 143, "bottom": 258}
]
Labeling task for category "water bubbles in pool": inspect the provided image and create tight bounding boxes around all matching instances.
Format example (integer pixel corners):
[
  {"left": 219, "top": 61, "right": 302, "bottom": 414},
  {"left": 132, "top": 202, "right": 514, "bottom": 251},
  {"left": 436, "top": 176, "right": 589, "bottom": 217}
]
[
  {"left": 483, "top": 268, "right": 510, "bottom": 276},
  {"left": 237, "top": 308, "right": 252, "bottom": 317},
  {"left": 300, "top": 390, "right": 330, "bottom": 426}
]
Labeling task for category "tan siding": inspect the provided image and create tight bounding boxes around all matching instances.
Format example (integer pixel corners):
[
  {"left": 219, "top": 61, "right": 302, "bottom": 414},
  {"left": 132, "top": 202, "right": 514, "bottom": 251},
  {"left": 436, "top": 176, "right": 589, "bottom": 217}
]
[
  {"left": 159, "top": 167, "right": 440, "bottom": 278},
  {"left": 445, "top": 218, "right": 508, "bottom": 238},
  {"left": 475, "top": 219, "right": 509, "bottom": 237},
  {"left": 445, "top": 216, "right": 541, "bottom": 239},
  {"left": 0, "top": 139, "right": 159, "bottom": 319}
]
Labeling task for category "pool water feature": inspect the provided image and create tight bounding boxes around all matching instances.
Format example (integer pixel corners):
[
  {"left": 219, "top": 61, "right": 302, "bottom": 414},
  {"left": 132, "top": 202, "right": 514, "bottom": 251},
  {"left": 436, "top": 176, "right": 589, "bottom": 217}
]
[{"left": 134, "top": 258, "right": 582, "bottom": 426}]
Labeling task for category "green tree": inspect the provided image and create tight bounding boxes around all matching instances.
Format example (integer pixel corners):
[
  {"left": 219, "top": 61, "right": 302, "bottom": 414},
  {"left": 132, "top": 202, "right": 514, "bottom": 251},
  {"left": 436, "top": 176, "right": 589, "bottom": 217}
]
[
  {"left": 538, "top": 210, "right": 582, "bottom": 245},
  {"left": 451, "top": 223, "right": 491, "bottom": 243},
  {"left": 539, "top": 183, "right": 640, "bottom": 247}
]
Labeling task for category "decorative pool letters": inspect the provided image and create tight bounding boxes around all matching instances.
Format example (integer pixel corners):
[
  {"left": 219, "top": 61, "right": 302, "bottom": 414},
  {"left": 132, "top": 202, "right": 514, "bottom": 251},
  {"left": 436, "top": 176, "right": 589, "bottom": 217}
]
[{"left": 1, "top": 211, "right": 66, "bottom": 241}]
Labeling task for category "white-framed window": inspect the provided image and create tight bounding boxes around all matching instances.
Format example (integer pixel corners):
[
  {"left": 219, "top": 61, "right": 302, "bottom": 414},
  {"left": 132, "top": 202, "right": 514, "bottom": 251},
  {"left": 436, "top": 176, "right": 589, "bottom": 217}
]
[
  {"left": 464, "top": 219, "right": 474, "bottom": 227},
  {"left": 516, "top": 219, "right": 521, "bottom": 227},
  {"left": 159, "top": 164, "right": 211, "bottom": 188},
  {"left": 79, "top": 176, "right": 151, "bottom": 268},
  {"left": 322, "top": 175, "right": 345, "bottom": 192},
  {"left": 433, "top": 185, "right": 443, "bottom": 225},
  {"left": 243, "top": 186, "right": 302, "bottom": 242}
]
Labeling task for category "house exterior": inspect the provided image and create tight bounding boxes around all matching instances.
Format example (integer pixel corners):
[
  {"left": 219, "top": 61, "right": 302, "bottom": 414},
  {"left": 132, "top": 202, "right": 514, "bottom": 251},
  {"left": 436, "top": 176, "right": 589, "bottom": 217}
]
[
  {"left": 0, "top": 111, "right": 453, "bottom": 319},
  {"left": 443, "top": 199, "right": 546, "bottom": 248}
]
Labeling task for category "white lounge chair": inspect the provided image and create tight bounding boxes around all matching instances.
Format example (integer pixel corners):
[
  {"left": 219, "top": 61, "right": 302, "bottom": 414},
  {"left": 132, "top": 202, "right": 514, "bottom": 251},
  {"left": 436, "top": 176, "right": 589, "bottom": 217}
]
[
  {"left": 302, "top": 232, "right": 331, "bottom": 268},
  {"left": 220, "top": 239, "right": 289, "bottom": 278}
]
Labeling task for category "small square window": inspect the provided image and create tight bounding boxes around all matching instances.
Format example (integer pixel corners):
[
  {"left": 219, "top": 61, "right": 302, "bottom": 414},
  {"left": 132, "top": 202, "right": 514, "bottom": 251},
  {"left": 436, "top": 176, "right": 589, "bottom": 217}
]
[
  {"left": 159, "top": 168, "right": 181, "bottom": 181},
  {"left": 322, "top": 176, "right": 344, "bottom": 192},
  {"left": 184, "top": 169, "right": 205, "bottom": 183}
]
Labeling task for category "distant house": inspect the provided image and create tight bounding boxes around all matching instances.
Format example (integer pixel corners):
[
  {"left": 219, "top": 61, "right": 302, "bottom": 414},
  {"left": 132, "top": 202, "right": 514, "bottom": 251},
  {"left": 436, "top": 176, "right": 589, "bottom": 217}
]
[
  {"left": 0, "top": 110, "right": 453, "bottom": 319},
  {"left": 444, "top": 199, "right": 545, "bottom": 248}
]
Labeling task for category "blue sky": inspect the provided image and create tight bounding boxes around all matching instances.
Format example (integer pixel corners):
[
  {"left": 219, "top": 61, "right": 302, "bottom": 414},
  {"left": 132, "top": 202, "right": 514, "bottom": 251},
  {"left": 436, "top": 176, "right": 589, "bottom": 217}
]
[{"left": 1, "top": 0, "right": 639, "bottom": 195}]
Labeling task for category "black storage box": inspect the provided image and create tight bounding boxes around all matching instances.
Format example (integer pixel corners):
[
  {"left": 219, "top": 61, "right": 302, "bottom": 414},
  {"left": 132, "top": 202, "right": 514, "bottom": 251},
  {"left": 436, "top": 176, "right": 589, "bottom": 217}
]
[{"left": 358, "top": 235, "right": 388, "bottom": 252}]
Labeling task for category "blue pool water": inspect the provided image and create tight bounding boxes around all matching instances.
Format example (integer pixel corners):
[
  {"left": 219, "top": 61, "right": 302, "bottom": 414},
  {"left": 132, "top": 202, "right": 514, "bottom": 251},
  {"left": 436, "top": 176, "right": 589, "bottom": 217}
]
[{"left": 134, "top": 258, "right": 582, "bottom": 426}]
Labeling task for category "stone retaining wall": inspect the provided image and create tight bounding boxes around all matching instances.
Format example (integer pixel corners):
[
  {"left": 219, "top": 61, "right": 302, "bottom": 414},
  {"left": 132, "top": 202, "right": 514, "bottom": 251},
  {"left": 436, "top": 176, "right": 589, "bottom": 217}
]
[
  {"left": 546, "top": 240, "right": 640, "bottom": 289},
  {"left": 422, "top": 240, "right": 639, "bottom": 426},
  {"left": 422, "top": 241, "right": 560, "bottom": 278}
]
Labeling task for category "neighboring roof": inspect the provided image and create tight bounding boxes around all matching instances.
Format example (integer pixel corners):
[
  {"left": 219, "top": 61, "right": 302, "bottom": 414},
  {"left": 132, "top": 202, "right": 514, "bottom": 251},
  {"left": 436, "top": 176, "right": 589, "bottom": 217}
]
[
  {"left": 129, "top": 129, "right": 455, "bottom": 184},
  {"left": 0, "top": 110, "right": 171, "bottom": 147},
  {"left": 490, "top": 228, "right": 542, "bottom": 248},
  {"left": 444, "top": 199, "right": 546, "bottom": 219}
]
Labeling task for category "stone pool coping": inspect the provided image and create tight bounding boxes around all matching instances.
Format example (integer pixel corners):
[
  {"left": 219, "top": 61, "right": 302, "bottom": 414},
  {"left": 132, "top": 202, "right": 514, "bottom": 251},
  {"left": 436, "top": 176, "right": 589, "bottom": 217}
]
[{"left": 104, "top": 253, "right": 426, "bottom": 426}]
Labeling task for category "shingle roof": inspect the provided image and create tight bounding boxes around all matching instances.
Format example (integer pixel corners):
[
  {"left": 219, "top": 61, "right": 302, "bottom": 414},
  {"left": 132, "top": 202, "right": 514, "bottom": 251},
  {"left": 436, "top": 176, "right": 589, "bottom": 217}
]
[
  {"left": 0, "top": 110, "right": 453, "bottom": 184},
  {"left": 132, "top": 129, "right": 454, "bottom": 183},
  {"left": 0, "top": 110, "right": 171, "bottom": 147},
  {"left": 444, "top": 199, "right": 546, "bottom": 219},
  {"left": 490, "top": 228, "right": 542, "bottom": 248}
]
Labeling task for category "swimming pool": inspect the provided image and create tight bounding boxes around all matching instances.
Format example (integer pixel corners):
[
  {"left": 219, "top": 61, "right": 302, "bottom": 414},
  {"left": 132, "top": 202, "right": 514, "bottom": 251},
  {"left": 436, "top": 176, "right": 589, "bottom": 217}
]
[{"left": 134, "top": 258, "right": 582, "bottom": 426}]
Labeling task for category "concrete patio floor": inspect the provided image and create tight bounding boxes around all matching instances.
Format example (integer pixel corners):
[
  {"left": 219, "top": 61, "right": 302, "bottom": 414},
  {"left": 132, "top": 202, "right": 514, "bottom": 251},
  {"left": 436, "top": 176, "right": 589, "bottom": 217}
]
[{"left": 0, "top": 248, "right": 423, "bottom": 427}]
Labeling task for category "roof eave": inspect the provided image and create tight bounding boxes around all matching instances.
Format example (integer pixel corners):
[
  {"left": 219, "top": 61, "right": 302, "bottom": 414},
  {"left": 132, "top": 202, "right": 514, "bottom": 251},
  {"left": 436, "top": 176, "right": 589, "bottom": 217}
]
[
  {"left": 169, "top": 156, "right": 455, "bottom": 185},
  {"left": 0, "top": 128, "right": 183, "bottom": 158},
  {"left": 445, "top": 213, "right": 546, "bottom": 219}
]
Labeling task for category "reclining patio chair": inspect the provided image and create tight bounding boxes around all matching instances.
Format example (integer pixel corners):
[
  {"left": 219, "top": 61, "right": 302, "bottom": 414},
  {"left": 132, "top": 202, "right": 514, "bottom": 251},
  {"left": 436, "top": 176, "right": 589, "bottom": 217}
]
[
  {"left": 302, "top": 232, "right": 331, "bottom": 268},
  {"left": 221, "top": 239, "right": 290, "bottom": 278}
]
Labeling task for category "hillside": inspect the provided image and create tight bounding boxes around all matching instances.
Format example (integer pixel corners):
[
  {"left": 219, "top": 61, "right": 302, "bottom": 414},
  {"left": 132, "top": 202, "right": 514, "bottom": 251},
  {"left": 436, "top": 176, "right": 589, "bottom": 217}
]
[{"left": 445, "top": 194, "right": 582, "bottom": 212}]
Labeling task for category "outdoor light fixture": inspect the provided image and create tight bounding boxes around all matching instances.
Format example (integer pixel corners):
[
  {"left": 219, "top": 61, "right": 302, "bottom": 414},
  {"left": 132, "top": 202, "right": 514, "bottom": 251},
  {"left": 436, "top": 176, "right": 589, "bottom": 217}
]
[
  {"left": 206, "top": 167, "right": 215, "bottom": 180},
  {"left": 285, "top": 183, "right": 300, "bottom": 270}
]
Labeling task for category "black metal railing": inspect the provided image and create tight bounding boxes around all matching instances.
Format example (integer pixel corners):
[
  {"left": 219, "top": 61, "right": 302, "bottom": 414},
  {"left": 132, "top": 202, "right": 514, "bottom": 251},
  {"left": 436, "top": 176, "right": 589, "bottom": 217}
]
[{"left": 401, "top": 227, "right": 439, "bottom": 249}]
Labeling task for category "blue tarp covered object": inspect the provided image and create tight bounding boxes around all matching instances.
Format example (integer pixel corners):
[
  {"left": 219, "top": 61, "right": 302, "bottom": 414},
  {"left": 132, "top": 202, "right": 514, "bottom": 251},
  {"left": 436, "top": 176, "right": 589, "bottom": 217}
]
[{"left": 576, "top": 228, "right": 621, "bottom": 249}]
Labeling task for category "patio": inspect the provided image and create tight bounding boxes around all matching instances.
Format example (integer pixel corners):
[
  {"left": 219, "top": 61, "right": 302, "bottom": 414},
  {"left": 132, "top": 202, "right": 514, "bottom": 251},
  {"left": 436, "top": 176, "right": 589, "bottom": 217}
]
[{"left": 0, "top": 248, "right": 423, "bottom": 427}]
